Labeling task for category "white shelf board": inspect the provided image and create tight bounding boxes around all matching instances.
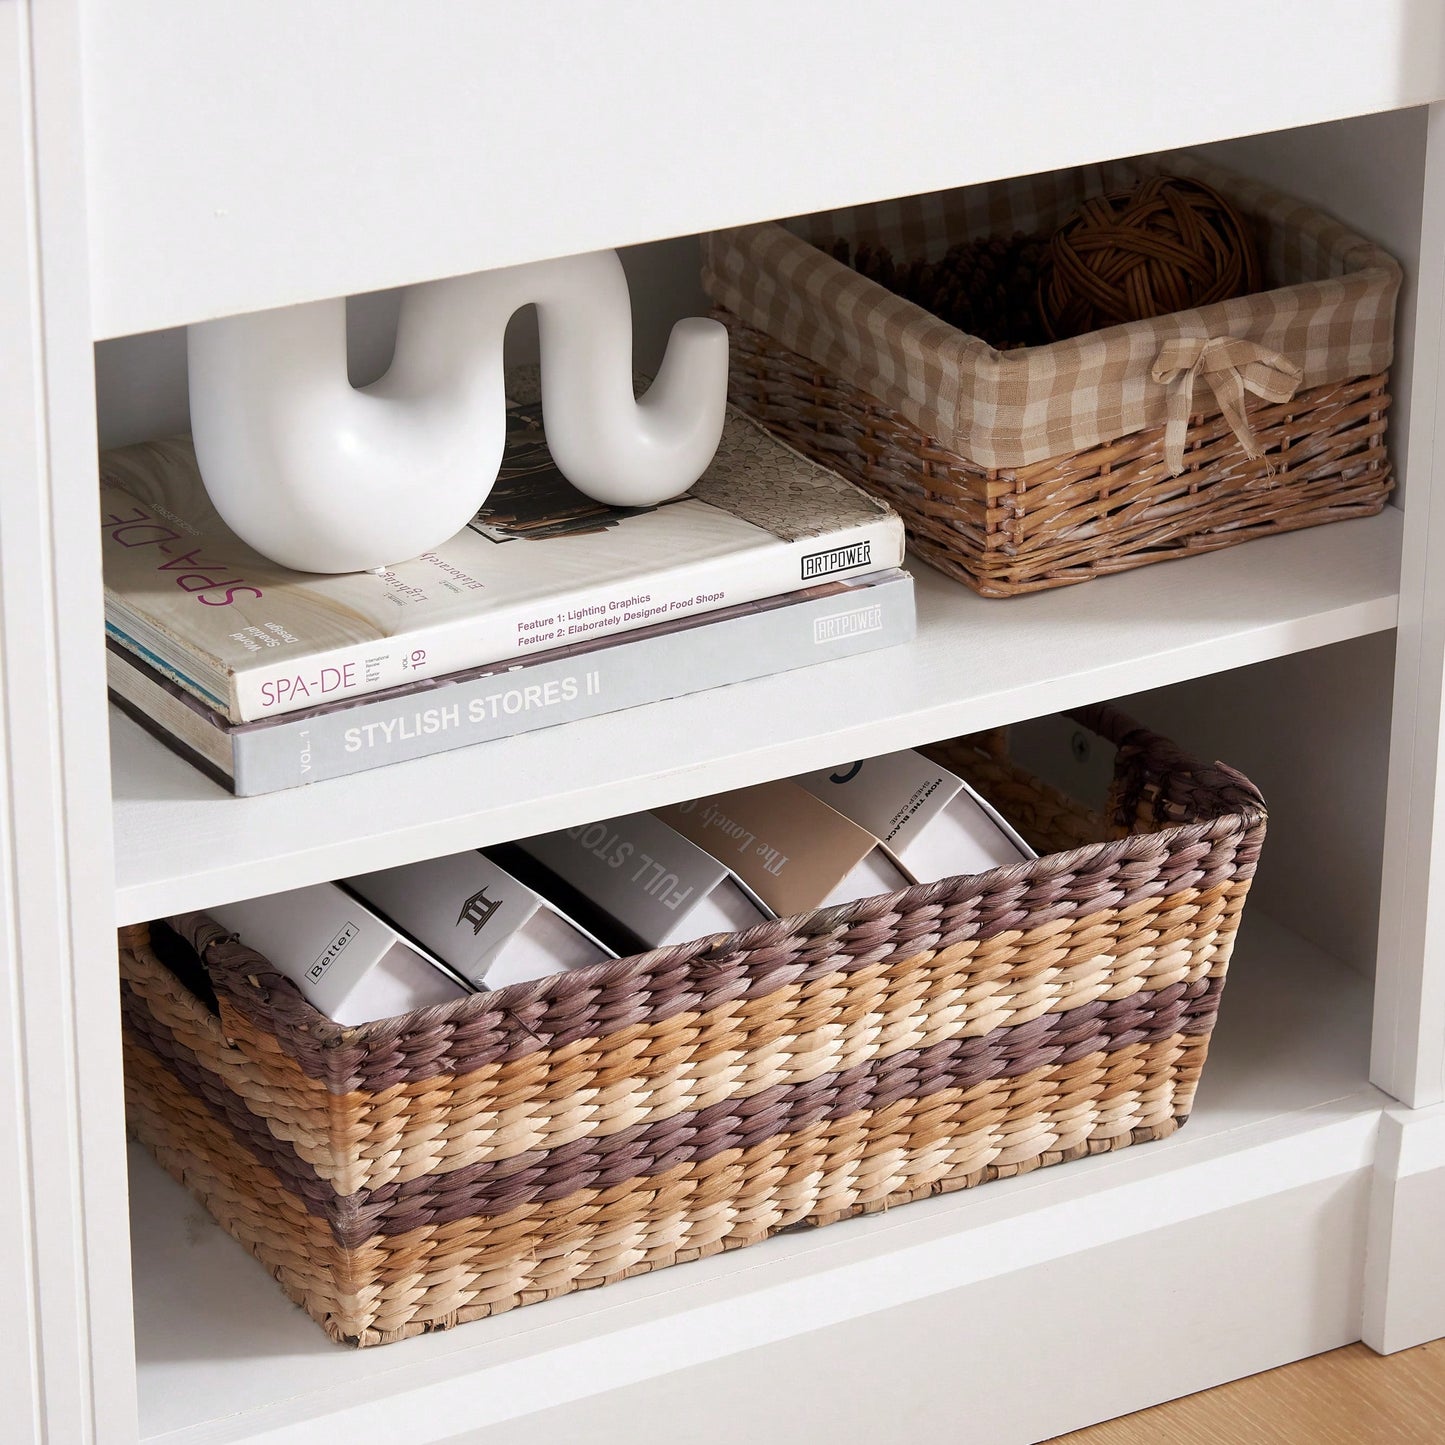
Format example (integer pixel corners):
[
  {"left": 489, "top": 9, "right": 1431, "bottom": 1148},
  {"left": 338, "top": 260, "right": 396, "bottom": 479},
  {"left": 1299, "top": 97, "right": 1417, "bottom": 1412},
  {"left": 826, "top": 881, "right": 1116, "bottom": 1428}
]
[
  {"left": 85, "top": 2, "right": 1445, "bottom": 337},
  {"left": 111, "top": 509, "right": 1401, "bottom": 926},
  {"left": 129, "top": 912, "right": 1384, "bottom": 1445}
]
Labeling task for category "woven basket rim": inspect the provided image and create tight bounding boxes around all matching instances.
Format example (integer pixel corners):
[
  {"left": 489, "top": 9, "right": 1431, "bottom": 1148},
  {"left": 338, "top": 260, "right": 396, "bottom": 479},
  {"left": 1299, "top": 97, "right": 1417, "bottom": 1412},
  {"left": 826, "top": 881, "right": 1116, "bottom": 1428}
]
[
  {"left": 774, "top": 149, "right": 1403, "bottom": 352},
  {"left": 167, "top": 807, "right": 1255, "bottom": 1041},
  {"left": 158, "top": 709, "right": 1265, "bottom": 1049},
  {"left": 734, "top": 252, "right": 1394, "bottom": 368},
  {"left": 703, "top": 149, "right": 1401, "bottom": 471},
  {"left": 720, "top": 228, "right": 1398, "bottom": 374}
]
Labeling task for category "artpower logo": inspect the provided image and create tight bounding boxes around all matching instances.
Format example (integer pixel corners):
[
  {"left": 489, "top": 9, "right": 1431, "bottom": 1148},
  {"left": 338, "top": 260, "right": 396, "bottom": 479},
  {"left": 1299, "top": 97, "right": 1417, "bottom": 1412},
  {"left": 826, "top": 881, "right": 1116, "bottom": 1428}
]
[
  {"left": 800, "top": 540, "right": 872, "bottom": 580},
  {"left": 813, "top": 603, "right": 883, "bottom": 644}
]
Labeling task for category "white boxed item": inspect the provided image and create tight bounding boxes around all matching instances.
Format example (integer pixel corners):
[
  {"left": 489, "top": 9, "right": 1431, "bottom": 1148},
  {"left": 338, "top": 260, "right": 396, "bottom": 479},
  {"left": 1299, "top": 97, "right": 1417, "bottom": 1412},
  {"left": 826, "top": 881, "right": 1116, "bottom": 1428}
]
[
  {"left": 204, "top": 882, "right": 471, "bottom": 1025},
  {"left": 511, "top": 811, "right": 771, "bottom": 953},
  {"left": 657, "top": 779, "right": 911, "bottom": 917},
  {"left": 345, "top": 849, "right": 613, "bottom": 991},
  {"left": 796, "top": 748, "right": 1035, "bottom": 883}
]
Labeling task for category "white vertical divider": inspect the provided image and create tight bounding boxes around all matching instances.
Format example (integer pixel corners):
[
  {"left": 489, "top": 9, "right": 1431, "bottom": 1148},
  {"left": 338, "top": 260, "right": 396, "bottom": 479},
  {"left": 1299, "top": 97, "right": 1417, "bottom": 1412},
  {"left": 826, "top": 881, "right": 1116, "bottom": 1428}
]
[
  {"left": 1362, "top": 1105, "right": 1445, "bottom": 1353},
  {"left": 1374, "top": 100, "right": 1445, "bottom": 1109},
  {"left": 0, "top": 2, "right": 137, "bottom": 1441}
]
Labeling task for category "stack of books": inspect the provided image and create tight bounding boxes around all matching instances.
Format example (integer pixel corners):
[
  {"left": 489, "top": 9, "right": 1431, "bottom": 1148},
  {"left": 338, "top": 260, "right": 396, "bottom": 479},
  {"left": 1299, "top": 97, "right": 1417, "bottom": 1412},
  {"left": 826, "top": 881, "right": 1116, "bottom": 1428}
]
[{"left": 102, "top": 399, "right": 915, "bottom": 794}]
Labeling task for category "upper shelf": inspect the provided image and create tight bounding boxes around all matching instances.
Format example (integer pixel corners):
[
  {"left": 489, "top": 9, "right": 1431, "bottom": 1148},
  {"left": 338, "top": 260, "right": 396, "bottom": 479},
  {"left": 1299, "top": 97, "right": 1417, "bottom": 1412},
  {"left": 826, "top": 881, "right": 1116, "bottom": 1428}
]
[
  {"left": 85, "top": 2, "right": 1445, "bottom": 339},
  {"left": 111, "top": 509, "right": 1400, "bottom": 926}
]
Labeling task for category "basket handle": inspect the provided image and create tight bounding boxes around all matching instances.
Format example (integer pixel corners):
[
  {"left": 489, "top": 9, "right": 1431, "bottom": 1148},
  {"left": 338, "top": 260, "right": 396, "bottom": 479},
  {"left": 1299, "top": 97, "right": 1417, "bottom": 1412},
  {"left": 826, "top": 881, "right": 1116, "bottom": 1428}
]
[
  {"left": 167, "top": 910, "right": 238, "bottom": 960},
  {"left": 1067, "top": 702, "right": 1265, "bottom": 834}
]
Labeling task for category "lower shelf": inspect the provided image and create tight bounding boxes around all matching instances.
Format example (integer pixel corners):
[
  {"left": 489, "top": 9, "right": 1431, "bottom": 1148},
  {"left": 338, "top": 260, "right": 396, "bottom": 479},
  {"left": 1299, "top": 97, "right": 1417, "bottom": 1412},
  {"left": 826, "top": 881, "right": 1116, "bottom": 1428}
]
[{"left": 129, "top": 913, "right": 1385, "bottom": 1445}]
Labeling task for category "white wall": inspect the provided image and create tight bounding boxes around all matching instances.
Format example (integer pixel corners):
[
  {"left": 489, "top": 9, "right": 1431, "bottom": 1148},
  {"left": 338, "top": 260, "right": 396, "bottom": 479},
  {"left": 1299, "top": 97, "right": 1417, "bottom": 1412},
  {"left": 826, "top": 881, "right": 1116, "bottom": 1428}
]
[{"left": 1011, "top": 631, "right": 1396, "bottom": 976}]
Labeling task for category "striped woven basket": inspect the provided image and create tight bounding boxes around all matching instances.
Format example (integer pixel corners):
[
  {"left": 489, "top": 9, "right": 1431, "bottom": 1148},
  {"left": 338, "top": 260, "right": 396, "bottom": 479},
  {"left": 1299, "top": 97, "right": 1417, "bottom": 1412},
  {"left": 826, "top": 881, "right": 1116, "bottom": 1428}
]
[{"left": 119, "top": 706, "right": 1266, "bottom": 1346}]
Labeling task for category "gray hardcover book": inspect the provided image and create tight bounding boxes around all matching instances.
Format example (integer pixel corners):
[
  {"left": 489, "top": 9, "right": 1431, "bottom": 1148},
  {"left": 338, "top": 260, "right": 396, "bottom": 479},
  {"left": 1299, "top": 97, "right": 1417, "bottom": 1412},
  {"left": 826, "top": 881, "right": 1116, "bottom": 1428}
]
[{"left": 109, "top": 568, "right": 915, "bottom": 795}]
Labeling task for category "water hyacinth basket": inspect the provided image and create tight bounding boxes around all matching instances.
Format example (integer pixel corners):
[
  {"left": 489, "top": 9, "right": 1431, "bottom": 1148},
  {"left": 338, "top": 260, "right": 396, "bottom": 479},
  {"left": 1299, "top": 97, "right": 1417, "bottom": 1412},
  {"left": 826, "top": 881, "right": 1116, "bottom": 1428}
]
[{"left": 119, "top": 704, "right": 1265, "bottom": 1345}]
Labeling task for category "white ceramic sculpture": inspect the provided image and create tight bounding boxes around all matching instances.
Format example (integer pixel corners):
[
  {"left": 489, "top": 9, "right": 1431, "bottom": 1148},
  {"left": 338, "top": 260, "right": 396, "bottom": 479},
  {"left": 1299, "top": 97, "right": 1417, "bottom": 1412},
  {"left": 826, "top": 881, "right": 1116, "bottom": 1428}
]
[{"left": 187, "top": 249, "right": 729, "bottom": 573}]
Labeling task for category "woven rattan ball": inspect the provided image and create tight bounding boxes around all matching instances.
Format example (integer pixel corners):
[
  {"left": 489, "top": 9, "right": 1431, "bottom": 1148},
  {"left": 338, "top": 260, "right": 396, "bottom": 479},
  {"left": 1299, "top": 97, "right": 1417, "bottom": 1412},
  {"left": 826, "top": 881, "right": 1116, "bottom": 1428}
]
[{"left": 1038, "top": 176, "right": 1261, "bottom": 341}]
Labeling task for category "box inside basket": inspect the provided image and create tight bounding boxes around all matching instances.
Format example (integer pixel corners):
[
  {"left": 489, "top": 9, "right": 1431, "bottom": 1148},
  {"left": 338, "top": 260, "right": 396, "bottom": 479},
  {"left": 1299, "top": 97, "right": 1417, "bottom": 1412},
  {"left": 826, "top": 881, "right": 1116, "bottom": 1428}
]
[
  {"left": 145, "top": 706, "right": 1254, "bottom": 1025},
  {"left": 140, "top": 722, "right": 1115, "bottom": 1020}
]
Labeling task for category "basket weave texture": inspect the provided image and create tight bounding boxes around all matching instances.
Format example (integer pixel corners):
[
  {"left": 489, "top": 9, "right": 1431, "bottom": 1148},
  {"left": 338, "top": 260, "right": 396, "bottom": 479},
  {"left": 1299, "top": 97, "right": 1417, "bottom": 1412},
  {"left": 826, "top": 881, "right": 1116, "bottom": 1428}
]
[
  {"left": 723, "top": 313, "right": 1391, "bottom": 596},
  {"left": 120, "top": 706, "right": 1266, "bottom": 1346},
  {"left": 704, "top": 151, "right": 1397, "bottom": 596}
]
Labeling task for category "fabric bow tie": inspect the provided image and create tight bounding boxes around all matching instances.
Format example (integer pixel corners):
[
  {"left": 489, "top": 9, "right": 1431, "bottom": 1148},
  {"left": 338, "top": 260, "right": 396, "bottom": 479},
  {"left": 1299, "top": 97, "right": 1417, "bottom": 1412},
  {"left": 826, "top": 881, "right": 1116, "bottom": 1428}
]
[{"left": 1151, "top": 336, "right": 1302, "bottom": 477}]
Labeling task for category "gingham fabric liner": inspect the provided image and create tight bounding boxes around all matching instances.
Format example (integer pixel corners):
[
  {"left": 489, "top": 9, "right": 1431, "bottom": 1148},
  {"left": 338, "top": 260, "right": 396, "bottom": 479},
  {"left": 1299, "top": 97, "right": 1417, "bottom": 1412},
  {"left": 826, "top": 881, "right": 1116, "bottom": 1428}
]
[{"left": 701, "top": 152, "right": 1401, "bottom": 471}]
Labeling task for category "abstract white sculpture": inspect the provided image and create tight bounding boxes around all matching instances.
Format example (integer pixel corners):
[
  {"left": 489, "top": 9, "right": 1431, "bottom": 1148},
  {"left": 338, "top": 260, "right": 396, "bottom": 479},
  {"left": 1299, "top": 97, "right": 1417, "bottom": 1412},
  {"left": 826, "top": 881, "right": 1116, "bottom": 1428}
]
[{"left": 187, "top": 249, "right": 729, "bottom": 573}]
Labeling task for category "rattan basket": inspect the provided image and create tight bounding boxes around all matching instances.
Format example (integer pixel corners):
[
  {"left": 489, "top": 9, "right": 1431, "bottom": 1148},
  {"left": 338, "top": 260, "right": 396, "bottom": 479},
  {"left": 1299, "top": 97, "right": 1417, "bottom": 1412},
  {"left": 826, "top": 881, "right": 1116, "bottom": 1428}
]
[
  {"left": 120, "top": 705, "right": 1266, "bottom": 1346},
  {"left": 703, "top": 152, "right": 1398, "bottom": 596}
]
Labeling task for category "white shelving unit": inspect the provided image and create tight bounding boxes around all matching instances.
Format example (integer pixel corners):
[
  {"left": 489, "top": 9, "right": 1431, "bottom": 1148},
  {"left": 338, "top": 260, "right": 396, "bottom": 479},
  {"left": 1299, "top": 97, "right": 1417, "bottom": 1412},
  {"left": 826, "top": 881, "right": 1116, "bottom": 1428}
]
[{"left": 8, "top": 6, "right": 1445, "bottom": 1443}]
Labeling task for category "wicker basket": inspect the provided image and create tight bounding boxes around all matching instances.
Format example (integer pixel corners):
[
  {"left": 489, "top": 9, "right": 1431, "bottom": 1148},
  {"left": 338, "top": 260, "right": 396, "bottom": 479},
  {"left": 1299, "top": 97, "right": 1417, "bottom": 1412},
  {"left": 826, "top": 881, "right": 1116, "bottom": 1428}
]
[
  {"left": 704, "top": 153, "right": 1398, "bottom": 596},
  {"left": 120, "top": 705, "right": 1266, "bottom": 1346}
]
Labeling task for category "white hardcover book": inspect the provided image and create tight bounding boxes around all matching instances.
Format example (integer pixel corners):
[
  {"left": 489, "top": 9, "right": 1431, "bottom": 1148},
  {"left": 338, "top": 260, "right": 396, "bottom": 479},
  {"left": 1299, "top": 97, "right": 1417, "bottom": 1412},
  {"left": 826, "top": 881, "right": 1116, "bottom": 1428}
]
[
  {"left": 345, "top": 850, "right": 613, "bottom": 991},
  {"left": 511, "top": 812, "right": 771, "bottom": 953},
  {"left": 100, "top": 389, "right": 904, "bottom": 723},
  {"left": 658, "top": 781, "right": 911, "bottom": 918},
  {"left": 796, "top": 749, "right": 1036, "bottom": 883},
  {"left": 203, "top": 882, "right": 471, "bottom": 1025}
]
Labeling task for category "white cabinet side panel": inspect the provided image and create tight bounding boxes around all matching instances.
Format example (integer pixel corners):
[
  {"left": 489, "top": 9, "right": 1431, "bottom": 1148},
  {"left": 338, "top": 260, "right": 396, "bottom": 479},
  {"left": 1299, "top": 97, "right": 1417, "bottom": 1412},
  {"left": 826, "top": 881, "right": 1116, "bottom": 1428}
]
[
  {"left": 1364, "top": 1105, "right": 1445, "bottom": 1353},
  {"left": 0, "top": 551, "right": 42, "bottom": 1438},
  {"left": 0, "top": 2, "right": 136, "bottom": 1440},
  {"left": 1374, "top": 101, "right": 1445, "bottom": 1107}
]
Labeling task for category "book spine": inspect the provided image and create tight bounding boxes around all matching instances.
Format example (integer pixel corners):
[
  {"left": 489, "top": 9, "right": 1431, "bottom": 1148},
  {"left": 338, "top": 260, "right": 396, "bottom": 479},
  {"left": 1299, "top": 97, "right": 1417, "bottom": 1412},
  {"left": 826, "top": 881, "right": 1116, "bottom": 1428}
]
[
  {"left": 228, "top": 571, "right": 915, "bottom": 794},
  {"left": 225, "top": 513, "right": 905, "bottom": 721}
]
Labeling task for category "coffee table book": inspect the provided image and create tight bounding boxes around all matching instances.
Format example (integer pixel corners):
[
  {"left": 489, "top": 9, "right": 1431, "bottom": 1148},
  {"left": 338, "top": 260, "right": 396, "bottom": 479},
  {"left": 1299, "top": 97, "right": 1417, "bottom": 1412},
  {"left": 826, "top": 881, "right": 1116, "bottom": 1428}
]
[
  {"left": 108, "top": 568, "right": 914, "bottom": 795},
  {"left": 100, "top": 399, "right": 904, "bottom": 723}
]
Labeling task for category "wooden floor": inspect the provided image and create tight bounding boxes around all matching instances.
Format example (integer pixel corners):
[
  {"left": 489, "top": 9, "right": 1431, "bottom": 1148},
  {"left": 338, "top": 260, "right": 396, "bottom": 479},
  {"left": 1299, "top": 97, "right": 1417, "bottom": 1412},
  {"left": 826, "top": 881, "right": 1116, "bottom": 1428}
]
[{"left": 1049, "top": 1339, "right": 1445, "bottom": 1444}]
